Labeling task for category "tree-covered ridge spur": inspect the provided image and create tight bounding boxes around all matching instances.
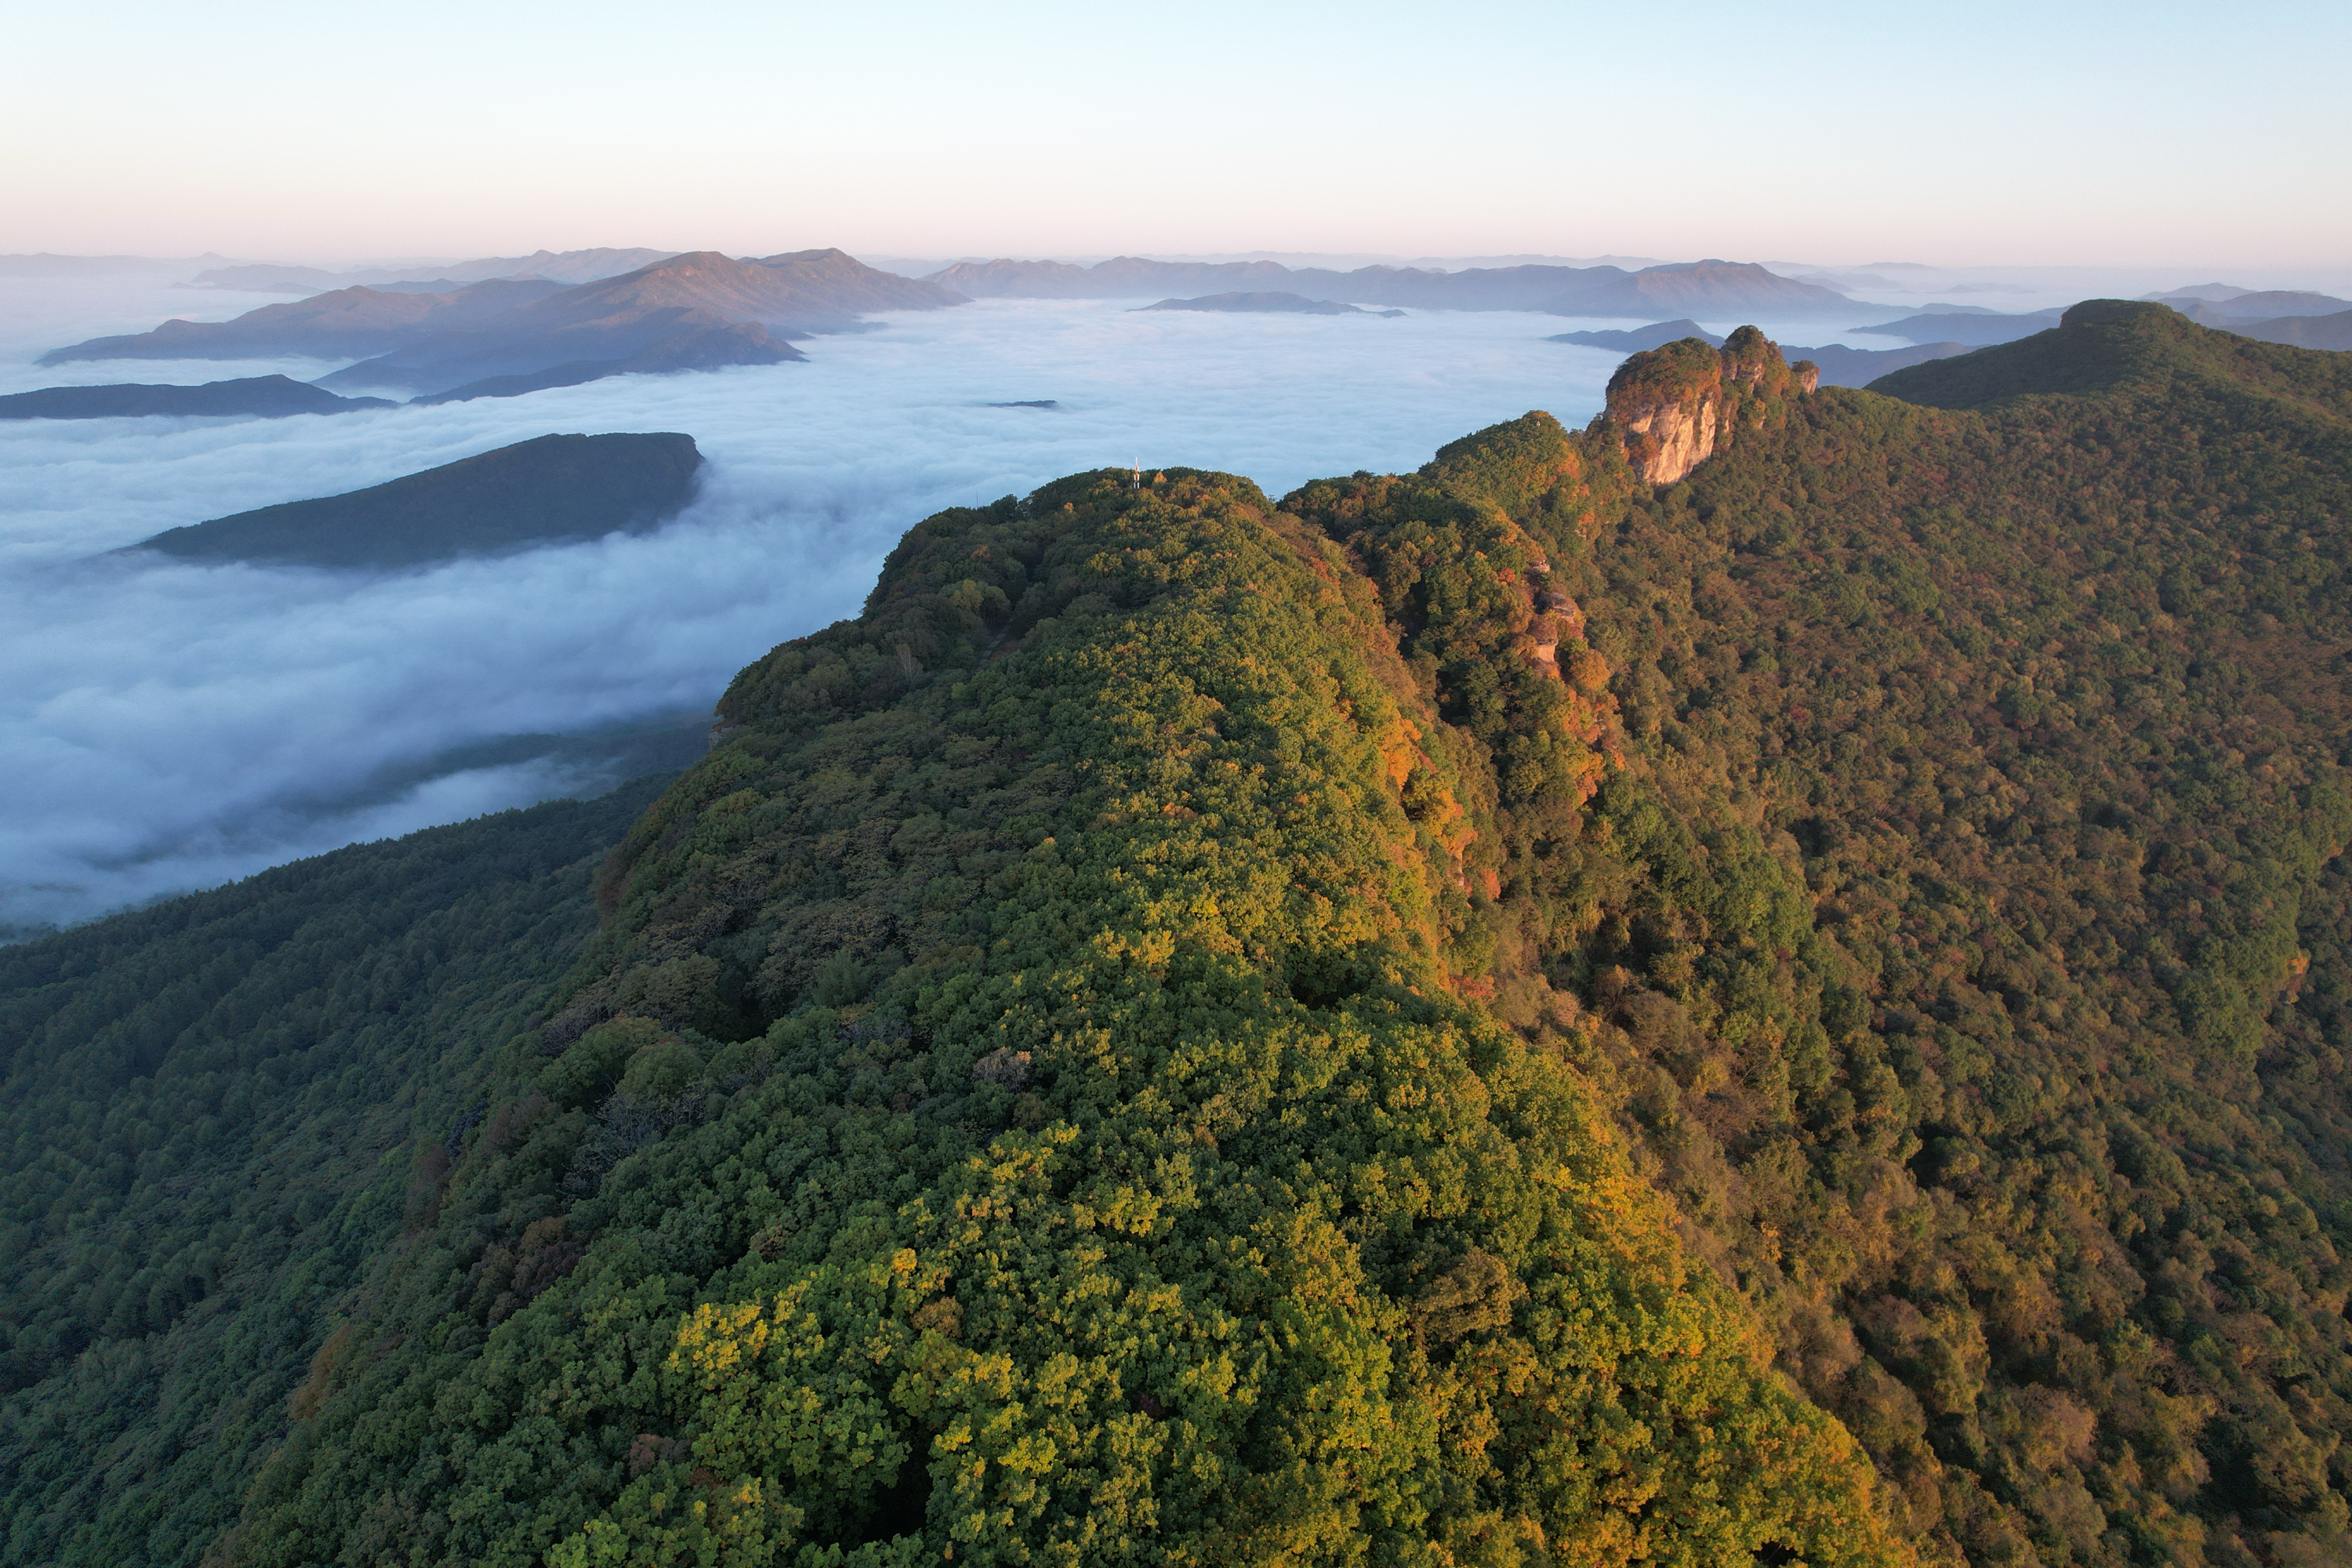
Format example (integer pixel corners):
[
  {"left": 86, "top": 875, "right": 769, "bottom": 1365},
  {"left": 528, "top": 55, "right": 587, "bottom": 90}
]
[{"left": 3, "top": 300, "right": 2350, "bottom": 1567}]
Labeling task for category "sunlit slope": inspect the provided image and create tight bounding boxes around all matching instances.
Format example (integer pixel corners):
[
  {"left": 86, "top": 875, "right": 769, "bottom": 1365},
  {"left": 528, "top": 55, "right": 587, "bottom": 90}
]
[{"left": 227, "top": 469, "right": 1905, "bottom": 1566}]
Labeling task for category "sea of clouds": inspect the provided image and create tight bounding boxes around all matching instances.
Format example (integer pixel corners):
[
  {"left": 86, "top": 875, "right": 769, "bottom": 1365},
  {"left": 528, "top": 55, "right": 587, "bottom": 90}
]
[{"left": 0, "top": 278, "right": 1896, "bottom": 930}]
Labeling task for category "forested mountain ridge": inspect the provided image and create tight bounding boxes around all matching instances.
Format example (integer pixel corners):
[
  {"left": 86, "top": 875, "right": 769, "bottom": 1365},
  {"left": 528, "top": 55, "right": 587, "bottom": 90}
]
[
  {"left": 215, "top": 386, "right": 1907, "bottom": 1565},
  {"left": 5, "top": 301, "right": 2352, "bottom": 1566}
]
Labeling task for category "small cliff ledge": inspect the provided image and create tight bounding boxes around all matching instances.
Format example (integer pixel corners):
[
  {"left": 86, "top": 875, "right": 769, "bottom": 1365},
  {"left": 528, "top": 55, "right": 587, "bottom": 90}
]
[{"left": 1604, "top": 326, "right": 1816, "bottom": 484}]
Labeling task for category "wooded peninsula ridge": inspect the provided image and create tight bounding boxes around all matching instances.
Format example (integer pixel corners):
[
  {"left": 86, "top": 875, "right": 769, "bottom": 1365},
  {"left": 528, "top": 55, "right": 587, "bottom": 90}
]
[{"left": 132, "top": 433, "right": 706, "bottom": 570}]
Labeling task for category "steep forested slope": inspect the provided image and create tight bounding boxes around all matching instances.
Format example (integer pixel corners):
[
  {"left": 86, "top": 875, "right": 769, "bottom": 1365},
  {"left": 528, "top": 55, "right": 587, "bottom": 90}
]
[
  {"left": 5, "top": 301, "right": 2350, "bottom": 1568},
  {"left": 1502, "top": 303, "right": 2352, "bottom": 1564},
  {"left": 0, "top": 782, "right": 667, "bottom": 1568}
]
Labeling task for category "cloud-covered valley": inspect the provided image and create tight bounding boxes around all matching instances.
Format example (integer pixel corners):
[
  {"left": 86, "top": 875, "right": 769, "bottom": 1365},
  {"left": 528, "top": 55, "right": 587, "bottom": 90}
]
[{"left": 0, "top": 280, "right": 1685, "bottom": 927}]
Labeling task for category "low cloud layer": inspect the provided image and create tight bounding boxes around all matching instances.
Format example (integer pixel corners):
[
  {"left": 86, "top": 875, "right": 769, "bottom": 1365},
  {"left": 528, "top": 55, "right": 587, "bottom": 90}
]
[{"left": 6, "top": 280, "right": 1857, "bottom": 927}]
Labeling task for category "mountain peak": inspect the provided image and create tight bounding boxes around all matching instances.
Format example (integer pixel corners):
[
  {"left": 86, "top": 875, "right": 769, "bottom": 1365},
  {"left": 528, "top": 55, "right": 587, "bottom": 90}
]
[
  {"left": 1603, "top": 326, "right": 1809, "bottom": 483},
  {"left": 1873, "top": 296, "right": 2352, "bottom": 417},
  {"left": 2057, "top": 298, "right": 2180, "bottom": 331}
]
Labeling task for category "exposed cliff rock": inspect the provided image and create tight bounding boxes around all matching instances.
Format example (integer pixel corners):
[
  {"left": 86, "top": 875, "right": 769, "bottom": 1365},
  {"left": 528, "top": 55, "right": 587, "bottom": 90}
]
[{"left": 1605, "top": 325, "right": 1811, "bottom": 485}]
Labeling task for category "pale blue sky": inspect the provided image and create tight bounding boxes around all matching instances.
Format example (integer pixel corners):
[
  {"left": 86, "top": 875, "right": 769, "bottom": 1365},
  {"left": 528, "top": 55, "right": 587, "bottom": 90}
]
[{"left": 2, "top": 0, "right": 2344, "bottom": 267}]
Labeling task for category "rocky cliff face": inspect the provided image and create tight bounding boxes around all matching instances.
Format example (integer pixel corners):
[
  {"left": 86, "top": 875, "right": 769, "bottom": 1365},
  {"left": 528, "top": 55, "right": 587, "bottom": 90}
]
[{"left": 1606, "top": 325, "right": 1812, "bottom": 484}]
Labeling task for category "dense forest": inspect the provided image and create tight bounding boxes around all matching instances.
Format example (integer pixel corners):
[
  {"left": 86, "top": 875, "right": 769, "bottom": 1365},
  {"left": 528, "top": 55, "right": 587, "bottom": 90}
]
[
  {"left": 0, "top": 782, "right": 666, "bottom": 1566},
  {"left": 3, "top": 301, "right": 2349, "bottom": 1567}
]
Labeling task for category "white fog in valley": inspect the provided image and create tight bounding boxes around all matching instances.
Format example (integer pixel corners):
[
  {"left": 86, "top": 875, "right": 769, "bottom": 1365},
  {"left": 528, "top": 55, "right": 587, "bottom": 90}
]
[{"left": 0, "top": 281, "right": 1709, "bottom": 929}]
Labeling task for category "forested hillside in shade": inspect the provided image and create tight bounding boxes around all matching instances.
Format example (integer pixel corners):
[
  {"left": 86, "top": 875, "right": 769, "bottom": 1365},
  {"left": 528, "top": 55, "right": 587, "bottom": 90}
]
[
  {"left": 0, "top": 780, "right": 667, "bottom": 1568},
  {"left": 7, "top": 302, "right": 2352, "bottom": 1568}
]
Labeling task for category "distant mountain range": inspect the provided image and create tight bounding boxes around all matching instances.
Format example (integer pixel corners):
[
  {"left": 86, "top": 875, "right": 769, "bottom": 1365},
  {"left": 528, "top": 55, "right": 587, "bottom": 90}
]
[
  {"left": 1850, "top": 307, "right": 2064, "bottom": 346},
  {"left": 135, "top": 433, "right": 705, "bottom": 568},
  {"left": 1789, "top": 340, "right": 1979, "bottom": 387},
  {"left": 1138, "top": 292, "right": 1399, "bottom": 317},
  {"left": 1549, "top": 318, "right": 1981, "bottom": 387},
  {"left": 933, "top": 256, "right": 1309, "bottom": 299},
  {"left": 1546, "top": 319, "right": 1723, "bottom": 352},
  {"left": 2151, "top": 287, "right": 2351, "bottom": 320},
  {"left": 2151, "top": 281, "right": 2256, "bottom": 303},
  {"left": 2136, "top": 288, "right": 2352, "bottom": 353},
  {"left": 930, "top": 256, "right": 1867, "bottom": 318},
  {"left": 1852, "top": 292, "right": 2352, "bottom": 356},
  {"left": 39, "top": 250, "right": 965, "bottom": 401},
  {"left": 1571, "top": 260, "right": 1860, "bottom": 318},
  {"left": 2201, "top": 309, "right": 2352, "bottom": 353},
  {"left": 0, "top": 252, "right": 238, "bottom": 278},
  {"left": 186, "top": 248, "right": 682, "bottom": 294},
  {"left": 0, "top": 374, "right": 390, "bottom": 421}
]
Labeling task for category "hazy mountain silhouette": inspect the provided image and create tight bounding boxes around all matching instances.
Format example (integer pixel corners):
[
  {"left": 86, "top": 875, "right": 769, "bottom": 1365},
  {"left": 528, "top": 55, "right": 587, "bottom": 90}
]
[
  {"left": 2202, "top": 308, "right": 2352, "bottom": 352},
  {"left": 42, "top": 250, "right": 962, "bottom": 400},
  {"left": 1138, "top": 292, "right": 1395, "bottom": 316},
  {"left": 1548, "top": 319, "right": 1977, "bottom": 388},
  {"left": 1547, "top": 319, "right": 1725, "bottom": 351},
  {"left": 928, "top": 256, "right": 1299, "bottom": 298},
  {"left": 0, "top": 375, "right": 390, "bottom": 421},
  {"left": 42, "top": 278, "right": 573, "bottom": 364},
  {"left": 0, "top": 251, "right": 238, "bottom": 278},
  {"left": 2172, "top": 289, "right": 2350, "bottom": 321},
  {"left": 1791, "top": 339, "right": 1977, "bottom": 387},
  {"left": 1548, "top": 260, "right": 1857, "bottom": 318},
  {"left": 931, "top": 255, "right": 1867, "bottom": 316},
  {"left": 187, "top": 248, "right": 681, "bottom": 293},
  {"left": 1851, "top": 307, "right": 2063, "bottom": 346}
]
